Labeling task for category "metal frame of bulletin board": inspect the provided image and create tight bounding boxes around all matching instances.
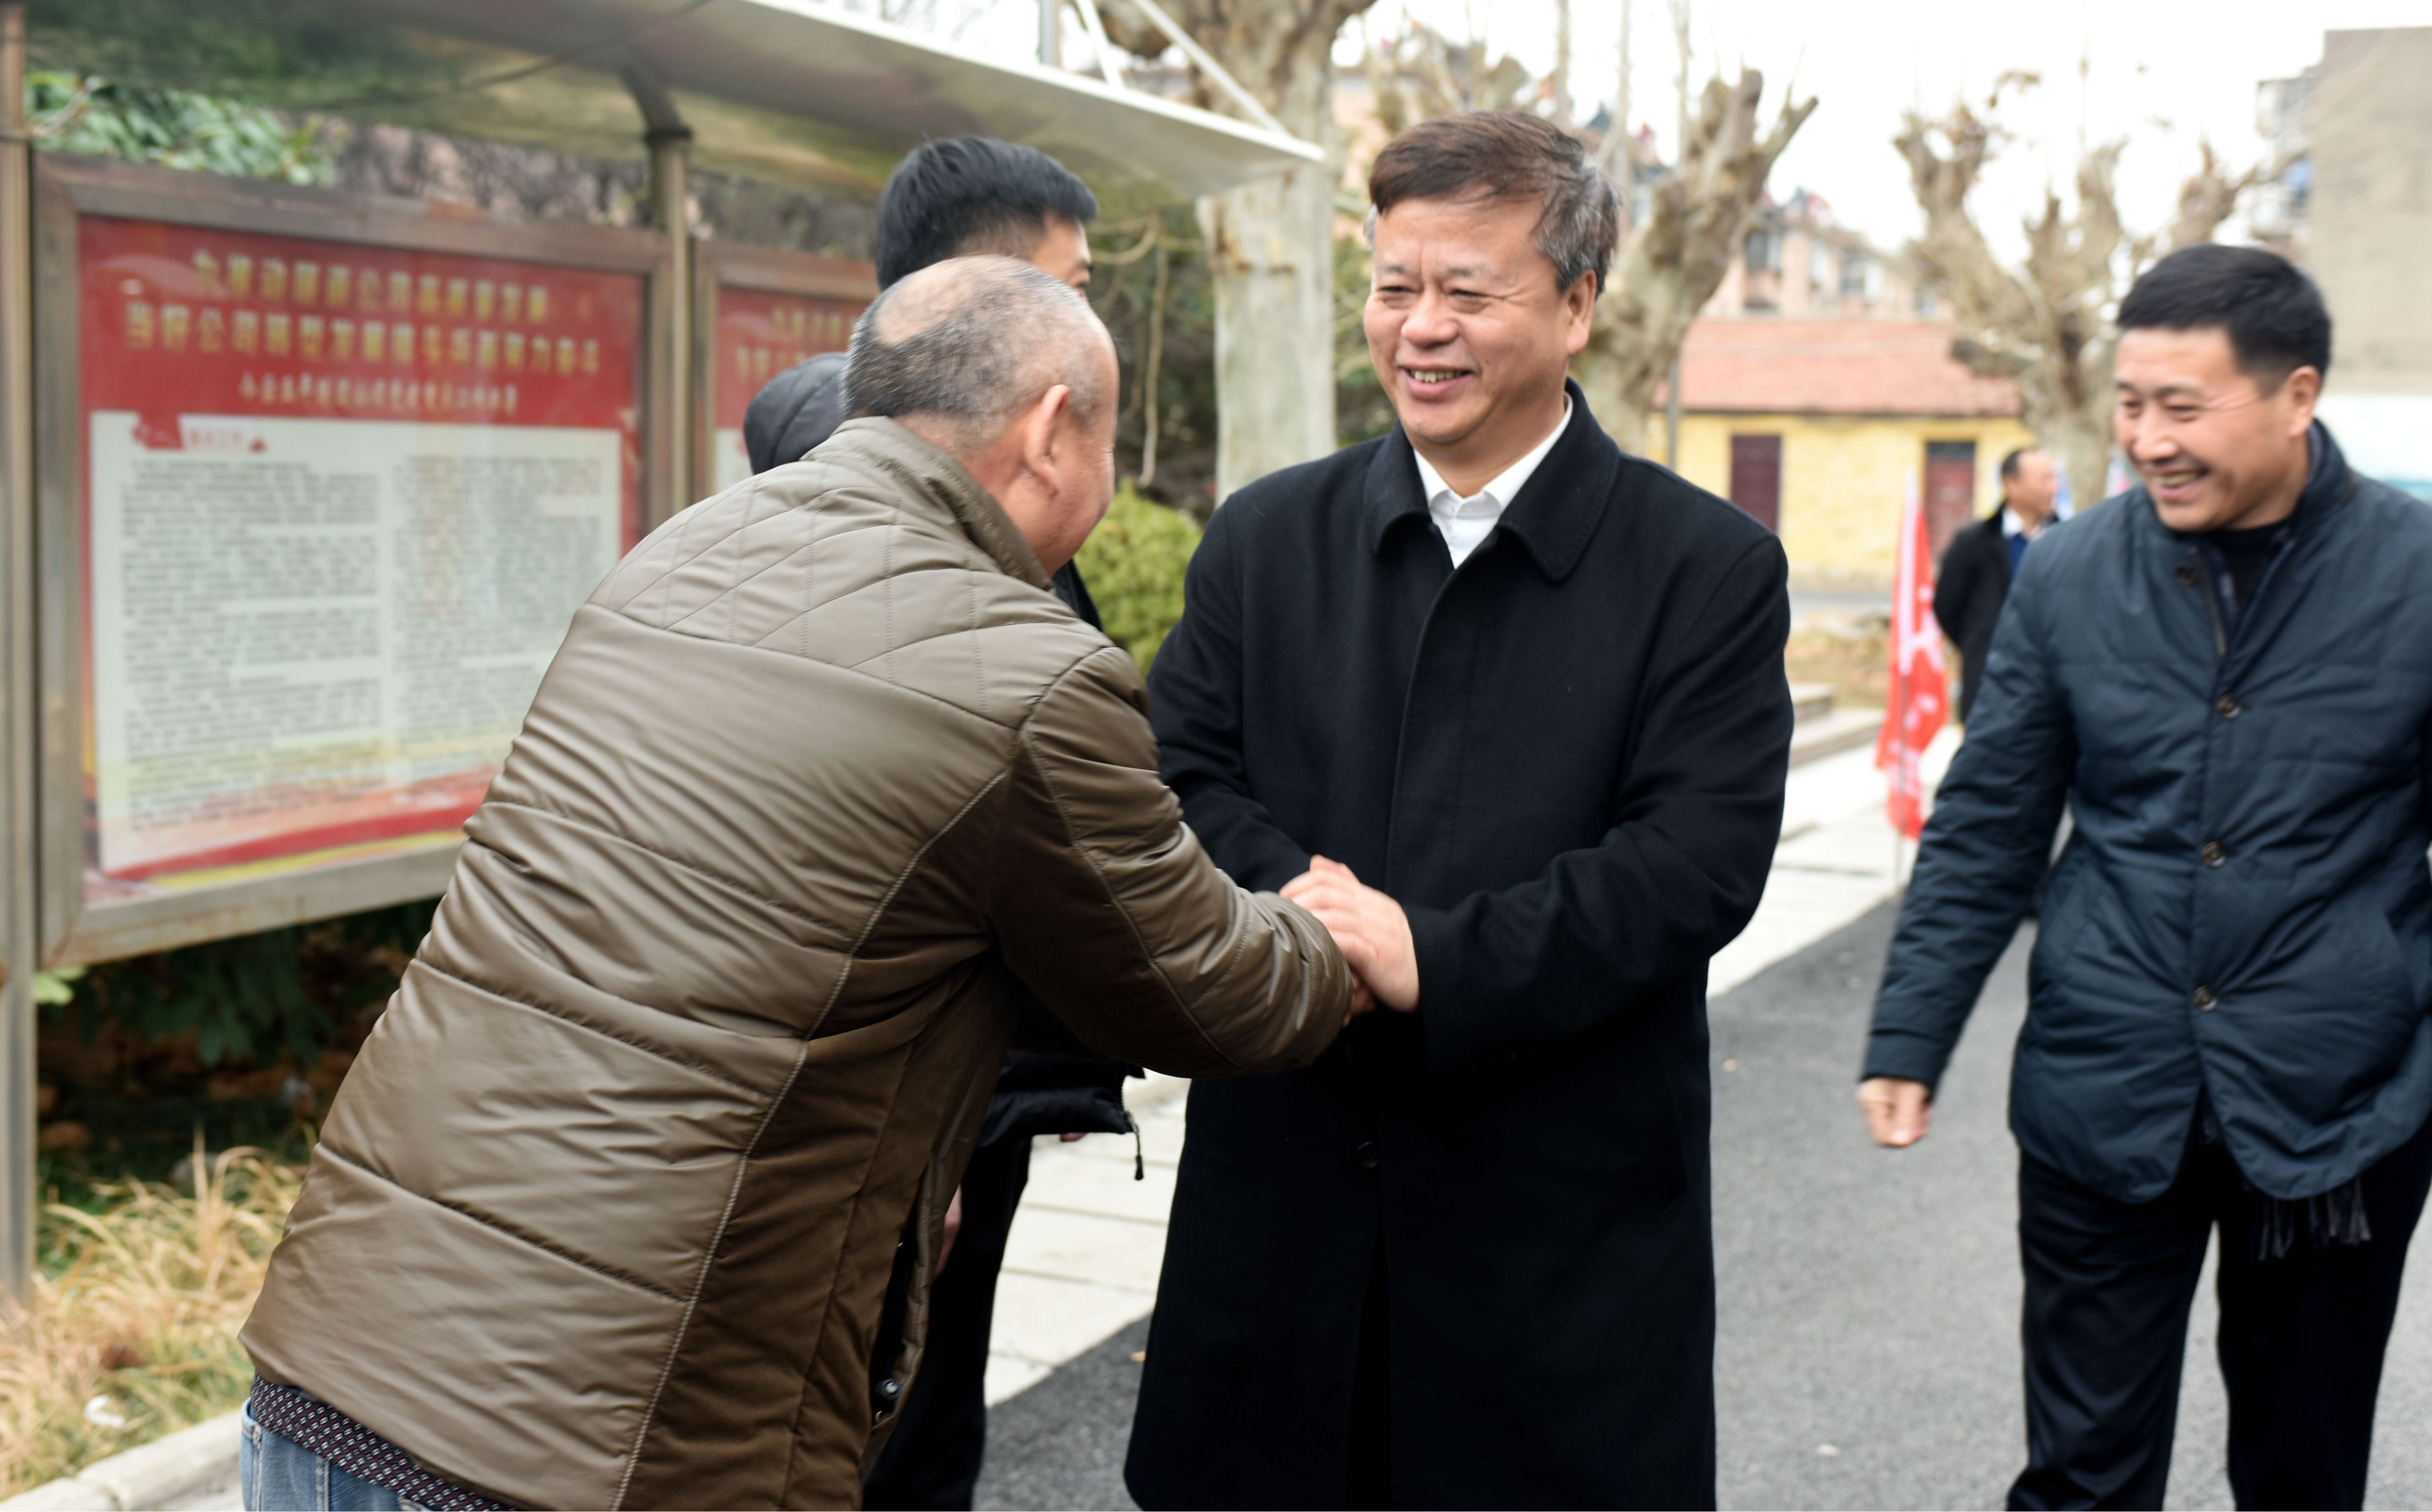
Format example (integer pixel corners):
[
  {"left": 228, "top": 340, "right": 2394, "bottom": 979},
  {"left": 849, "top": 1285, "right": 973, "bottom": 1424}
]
[
  {"left": 695, "top": 241, "right": 878, "bottom": 498},
  {"left": 32, "top": 155, "right": 669, "bottom": 966}
]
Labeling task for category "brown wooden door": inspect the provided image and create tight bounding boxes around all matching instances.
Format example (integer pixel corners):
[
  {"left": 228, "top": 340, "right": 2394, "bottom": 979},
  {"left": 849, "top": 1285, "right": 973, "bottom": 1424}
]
[
  {"left": 1924, "top": 440, "right": 1979, "bottom": 562},
  {"left": 1729, "top": 433, "right": 1782, "bottom": 531}
]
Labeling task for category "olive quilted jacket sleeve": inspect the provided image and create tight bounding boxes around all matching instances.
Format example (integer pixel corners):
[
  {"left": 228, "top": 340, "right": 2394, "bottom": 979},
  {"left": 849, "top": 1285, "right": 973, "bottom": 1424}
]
[{"left": 984, "top": 642, "right": 1351, "bottom": 1077}]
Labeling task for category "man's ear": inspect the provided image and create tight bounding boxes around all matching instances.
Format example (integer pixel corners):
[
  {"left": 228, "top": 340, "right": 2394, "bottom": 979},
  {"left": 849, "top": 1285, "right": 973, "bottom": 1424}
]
[
  {"left": 1020, "top": 383, "right": 1076, "bottom": 489},
  {"left": 2281, "top": 365, "right": 2322, "bottom": 434},
  {"left": 1561, "top": 272, "right": 1598, "bottom": 358}
]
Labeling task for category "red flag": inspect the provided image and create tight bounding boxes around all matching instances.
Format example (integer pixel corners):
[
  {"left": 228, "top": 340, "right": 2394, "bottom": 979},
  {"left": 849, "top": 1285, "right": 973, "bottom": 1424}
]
[{"left": 1876, "top": 472, "right": 1948, "bottom": 840}]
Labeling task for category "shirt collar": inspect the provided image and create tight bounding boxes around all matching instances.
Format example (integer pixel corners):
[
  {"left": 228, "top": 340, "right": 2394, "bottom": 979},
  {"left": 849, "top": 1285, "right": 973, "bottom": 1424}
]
[
  {"left": 1362, "top": 380, "right": 1620, "bottom": 583},
  {"left": 1409, "top": 395, "right": 1572, "bottom": 519}
]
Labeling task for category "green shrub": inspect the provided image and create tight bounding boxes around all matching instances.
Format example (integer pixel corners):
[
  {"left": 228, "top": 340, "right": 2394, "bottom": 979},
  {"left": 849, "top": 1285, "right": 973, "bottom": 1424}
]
[
  {"left": 55, "top": 902, "right": 431, "bottom": 1071},
  {"left": 27, "top": 71, "right": 331, "bottom": 183},
  {"left": 1075, "top": 483, "right": 1201, "bottom": 673}
]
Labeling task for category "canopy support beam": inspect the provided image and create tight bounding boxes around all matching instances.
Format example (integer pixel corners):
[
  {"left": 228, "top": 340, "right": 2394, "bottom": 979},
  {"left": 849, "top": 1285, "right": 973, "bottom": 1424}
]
[
  {"left": 0, "top": 0, "right": 38, "bottom": 1302},
  {"left": 625, "top": 63, "right": 696, "bottom": 521}
]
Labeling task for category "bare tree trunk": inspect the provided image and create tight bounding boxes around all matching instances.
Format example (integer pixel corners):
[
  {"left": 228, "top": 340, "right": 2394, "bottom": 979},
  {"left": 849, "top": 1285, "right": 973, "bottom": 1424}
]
[
  {"left": 1112, "top": 0, "right": 1379, "bottom": 502},
  {"left": 1574, "top": 70, "right": 1814, "bottom": 453},
  {"left": 1551, "top": 0, "right": 1572, "bottom": 127},
  {"left": 1197, "top": 56, "right": 1341, "bottom": 502}
]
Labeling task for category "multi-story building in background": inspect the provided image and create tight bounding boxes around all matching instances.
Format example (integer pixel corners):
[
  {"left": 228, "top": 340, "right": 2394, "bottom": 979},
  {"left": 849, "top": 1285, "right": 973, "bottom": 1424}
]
[
  {"left": 1703, "top": 190, "right": 1933, "bottom": 321},
  {"left": 2259, "top": 27, "right": 2432, "bottom": 499}
]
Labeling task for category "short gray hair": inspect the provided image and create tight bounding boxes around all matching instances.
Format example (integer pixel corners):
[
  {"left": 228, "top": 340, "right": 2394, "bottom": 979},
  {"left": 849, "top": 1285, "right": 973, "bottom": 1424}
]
[
  {"left": 842, "top": 256, "right": 1109, "bottom": 451},
  {"left": 1365, "top": 111, "right": 1621, "bottom": 293}
]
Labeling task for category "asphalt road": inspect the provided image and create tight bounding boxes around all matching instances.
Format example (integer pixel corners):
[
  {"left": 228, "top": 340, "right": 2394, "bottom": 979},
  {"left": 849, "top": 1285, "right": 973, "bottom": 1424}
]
[{"left": 975, "top": 901, "right": 2432, "bottom": 1510}]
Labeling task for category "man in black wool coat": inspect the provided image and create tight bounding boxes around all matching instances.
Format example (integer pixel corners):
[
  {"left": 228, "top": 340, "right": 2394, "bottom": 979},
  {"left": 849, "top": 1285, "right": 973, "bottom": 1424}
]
[
  {"left": 1125, "top": 111, "right": 1794, "bottom": 1510},
  {"left": 1935, "top": 444, "right": 2062, "bottom": 723}
]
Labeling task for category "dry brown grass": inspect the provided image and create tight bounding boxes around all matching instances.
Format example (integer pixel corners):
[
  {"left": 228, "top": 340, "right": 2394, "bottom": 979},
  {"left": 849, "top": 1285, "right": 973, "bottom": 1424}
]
[
  {"left": 0, "top": 1139, "right": 300, "bottom": 1496},
  {"left": 1786, "top": 612, "right": 1893, "bottom": 712}
]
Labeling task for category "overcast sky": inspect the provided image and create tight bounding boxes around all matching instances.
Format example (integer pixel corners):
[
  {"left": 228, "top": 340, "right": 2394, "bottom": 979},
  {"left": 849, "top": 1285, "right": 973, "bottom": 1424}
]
[
  {"left": 944, "top": 0, "right": 2425, "bottom": 256},
  {"left": 1351, "top": 0, "right": 2426, "bottom": 253}
]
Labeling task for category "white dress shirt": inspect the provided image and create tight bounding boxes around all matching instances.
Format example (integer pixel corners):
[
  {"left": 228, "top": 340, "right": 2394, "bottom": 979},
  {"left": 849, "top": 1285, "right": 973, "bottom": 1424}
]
[{"left": 1409, "top": 396, "right": 1572, "bottom": 568}]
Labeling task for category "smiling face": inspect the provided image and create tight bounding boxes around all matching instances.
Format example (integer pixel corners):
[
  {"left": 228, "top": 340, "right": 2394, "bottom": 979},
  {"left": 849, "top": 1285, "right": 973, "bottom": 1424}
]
[
  {"left": 1364, "top": 193, "right": 1597, "bottom": 497},
  {"left": 2113, "top": 326, "right": 2321, "bottom": 533}
]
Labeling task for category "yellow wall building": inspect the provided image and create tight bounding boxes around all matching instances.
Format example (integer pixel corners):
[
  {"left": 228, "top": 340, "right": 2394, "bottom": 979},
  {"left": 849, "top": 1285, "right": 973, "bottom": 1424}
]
[
  {"left": 1676, "top": 413, "right": 2036, "bottom": 592},
  {"left": 1665, "top": 320, "right": 2034, "bottom": 594}
]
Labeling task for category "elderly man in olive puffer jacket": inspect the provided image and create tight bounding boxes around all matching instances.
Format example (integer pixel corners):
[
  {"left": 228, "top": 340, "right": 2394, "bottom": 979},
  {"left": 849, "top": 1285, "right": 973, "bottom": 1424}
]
[{"left": 237, "top": 259, "right": 1361, "bottom": 1512}]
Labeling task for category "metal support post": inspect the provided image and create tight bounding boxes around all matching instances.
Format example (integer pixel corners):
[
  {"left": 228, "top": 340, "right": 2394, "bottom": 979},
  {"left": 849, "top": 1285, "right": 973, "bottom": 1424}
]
[
  {"left": 624, "top": 65, "right": 694, "bottom": 518},
  {"left": 0, "top": 0, "right": 39, "bottom": 1302},
  {"left": 1039, "top": 0, "right": 1062, "bottom": 69}
]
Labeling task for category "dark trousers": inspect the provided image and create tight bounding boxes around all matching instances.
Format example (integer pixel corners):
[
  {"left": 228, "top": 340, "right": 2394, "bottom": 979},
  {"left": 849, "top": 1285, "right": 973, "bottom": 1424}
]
[
  {"left": 2010, "top": 1112, "right": 2432, "bottom": 1511},
  {"left": 864, "top": 1135, "right": 1034, "bottom": 1511}
]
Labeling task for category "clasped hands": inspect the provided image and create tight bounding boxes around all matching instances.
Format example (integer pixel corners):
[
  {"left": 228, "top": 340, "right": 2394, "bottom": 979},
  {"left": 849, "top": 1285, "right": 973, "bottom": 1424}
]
[{"left": 1282, "top": 856, "right": 1420, "bottom": 1024}]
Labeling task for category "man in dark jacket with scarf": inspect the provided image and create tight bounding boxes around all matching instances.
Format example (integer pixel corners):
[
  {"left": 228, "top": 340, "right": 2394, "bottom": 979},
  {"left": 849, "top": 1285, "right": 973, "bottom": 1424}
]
[
  {"left": 1861, "top": 244, "right": 2432, "bottom": 1511},
  {"left": 1126, "top": 111, "right": 1793, "bottom": 1509}
]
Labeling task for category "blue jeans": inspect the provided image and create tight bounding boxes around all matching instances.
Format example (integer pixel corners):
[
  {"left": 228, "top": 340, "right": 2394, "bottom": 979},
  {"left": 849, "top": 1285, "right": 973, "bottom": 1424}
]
[{"left": 239, "top": 1402, "right": 417, "bottom": 1512}]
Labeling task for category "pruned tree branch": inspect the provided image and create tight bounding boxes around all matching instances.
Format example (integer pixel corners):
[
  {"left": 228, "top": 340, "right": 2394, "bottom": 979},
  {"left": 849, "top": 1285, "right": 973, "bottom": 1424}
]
[
  {"left": 2167, "top": 139, "right": 2268, "bottom": 252},
  {"left": 1574, "top": 69, "right": 1817, "bottom": 451},
  {"left": 1894, "top": 99, "right": 2261, "bottom": 510}
]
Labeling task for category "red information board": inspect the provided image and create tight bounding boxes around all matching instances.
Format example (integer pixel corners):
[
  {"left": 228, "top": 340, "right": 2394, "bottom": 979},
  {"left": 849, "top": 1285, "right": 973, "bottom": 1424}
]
[
  {"left": 76, "top": 216, "right": 645, "bottom": 898},
  {"left": 709, "top": 285, "right": 863, "bottom": 489}
]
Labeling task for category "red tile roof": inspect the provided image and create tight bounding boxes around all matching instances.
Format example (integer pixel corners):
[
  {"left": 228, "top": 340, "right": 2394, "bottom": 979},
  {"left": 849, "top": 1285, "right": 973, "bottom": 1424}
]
[{"left": 1674, "top": 318, "right": 2023, "bottom": 417}]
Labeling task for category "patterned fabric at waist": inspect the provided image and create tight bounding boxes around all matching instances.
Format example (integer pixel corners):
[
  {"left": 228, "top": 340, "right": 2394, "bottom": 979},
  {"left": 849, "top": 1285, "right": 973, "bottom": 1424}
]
[{"left": 247, "top": 1378, "right": 508, "bottom": 1511}]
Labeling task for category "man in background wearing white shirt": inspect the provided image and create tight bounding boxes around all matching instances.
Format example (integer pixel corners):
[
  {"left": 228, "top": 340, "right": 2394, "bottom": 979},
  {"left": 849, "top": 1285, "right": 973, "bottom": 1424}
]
[{"left": 1125, "top": 111, "right": 1794, "bottom": 1510}]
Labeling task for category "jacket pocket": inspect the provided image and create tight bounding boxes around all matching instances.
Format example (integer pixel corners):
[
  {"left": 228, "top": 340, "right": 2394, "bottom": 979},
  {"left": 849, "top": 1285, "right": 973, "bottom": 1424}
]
[
  {"left": 2333, "top": 900, "right": 2412, "bottom": 1029},
  {"left": 2027, "top": 860, "right": 2093, "bottom": 994},
  {"left": 2256, "top": 892, "right": 2423, "bottom": 1117}
]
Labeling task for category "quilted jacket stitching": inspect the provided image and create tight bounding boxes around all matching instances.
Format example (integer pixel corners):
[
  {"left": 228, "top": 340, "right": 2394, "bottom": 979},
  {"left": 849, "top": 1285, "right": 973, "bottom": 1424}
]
[
  {"left": 616, "top": 774, "right": 1012, "bottom": 1504},
  {"left": 309, "top": 1144, "right": 691, "bottom": 1307},
  {"left": 613, "top": 1037, "right": 812, "bottom": 1511},
  {"left": 476, "top": 800, "right": 851, "bottom": 938},
  {"left": 1010, "top": 650, "right": 1250, "bottom": 1074},
  {"left": 409, "top": 955, "right": 771, "bottom": 1100}
]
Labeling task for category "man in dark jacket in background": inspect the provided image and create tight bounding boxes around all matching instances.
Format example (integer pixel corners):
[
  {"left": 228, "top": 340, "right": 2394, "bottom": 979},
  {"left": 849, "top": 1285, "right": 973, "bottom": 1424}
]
[
  {"left": 1127, "top": 111, "right": 1792, "bottom": 1509},
  {"left": 1860, "top": 245, "right": 2432, "bottom": 1511},
  {"left": 740, "top": 136, "right": 1119, "bottom": 1511},
  {"left": 1934, "top": 445, "right": 2060, "bottom": 722}
]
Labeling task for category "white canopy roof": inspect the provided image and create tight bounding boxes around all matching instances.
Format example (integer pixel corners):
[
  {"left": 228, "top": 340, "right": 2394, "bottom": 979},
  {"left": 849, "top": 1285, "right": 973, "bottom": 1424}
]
[{"left": 345, "top": 0, "right": 1321, "bottom": 202}]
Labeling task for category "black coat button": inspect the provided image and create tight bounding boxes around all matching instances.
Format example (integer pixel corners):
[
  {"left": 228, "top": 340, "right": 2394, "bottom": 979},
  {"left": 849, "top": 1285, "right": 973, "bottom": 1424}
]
[
  {"left": 2201, "top": 842, "right": 2226, "bottom": 867},
  {"left": 2216, "top": 695, "right": 2241, "bottom": 719},
  {"left": 1354, "top": 1141, "right": 1380, "bottom": 1169},
  {"left": 2177, "top": 563, "right": 2201, "bottom": 586},
  {"left": 2193, "top": 987, "right": 2217, "bottom": 1011}
]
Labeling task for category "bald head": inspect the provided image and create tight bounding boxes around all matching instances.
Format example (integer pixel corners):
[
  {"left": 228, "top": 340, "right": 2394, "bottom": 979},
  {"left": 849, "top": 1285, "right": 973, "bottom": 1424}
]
[
  {"left": 843, "top": 255, "right": 1112, "bottom": 458},
  {"left": 842, "top": 255, "right": 1120, "bottom": 575}
]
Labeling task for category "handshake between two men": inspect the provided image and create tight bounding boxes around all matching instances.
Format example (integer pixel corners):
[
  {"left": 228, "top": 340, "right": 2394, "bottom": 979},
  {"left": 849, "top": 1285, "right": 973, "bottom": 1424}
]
[
  {"left": 233, "top": 103, "right": 1795, "bottom": 1512},
  {"left": 1289, "top": 856, "right": 1422, "bottom": 1022}
]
